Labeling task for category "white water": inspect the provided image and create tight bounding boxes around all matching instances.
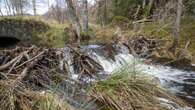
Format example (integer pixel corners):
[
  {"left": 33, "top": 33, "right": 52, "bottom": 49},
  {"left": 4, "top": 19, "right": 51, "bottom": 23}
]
[
  {"left": 63, "top": 45, "right": 195, "bottom": 109},
  {"left": 90, "top": 53, "right": 195, "bottom": 109}
]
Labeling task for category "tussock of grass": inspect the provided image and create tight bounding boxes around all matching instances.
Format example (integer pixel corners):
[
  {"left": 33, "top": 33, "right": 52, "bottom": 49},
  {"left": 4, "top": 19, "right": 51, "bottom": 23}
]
[
  {"left": 0, "top": 80, "right": 75, "bottom": 110},
  {"left": 0, "top": 80, "right": 33, "bottom": 110},
  {"left": 89, "top": 66, "right": 185, "bottom": 110},
  {"left": 36, "top": 91, "right": 74, "bottom": 110}
]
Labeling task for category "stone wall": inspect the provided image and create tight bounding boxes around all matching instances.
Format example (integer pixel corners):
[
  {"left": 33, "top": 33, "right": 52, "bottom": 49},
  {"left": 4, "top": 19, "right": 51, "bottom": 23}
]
[{"left": 0, "top": 17, "right": 50, "bottom": 42}]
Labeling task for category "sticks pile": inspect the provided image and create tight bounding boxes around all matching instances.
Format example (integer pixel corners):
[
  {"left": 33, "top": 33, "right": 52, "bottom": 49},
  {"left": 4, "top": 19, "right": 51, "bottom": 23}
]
[
  {"left": 0, "top": 46, "right": 65, "bottom": 89},
  {"left": 63, "top": 46, "right": 104, "bottom": 81},
  {"left": 128, "top": 36, "right": 163, "bottom": 58},
  {"left": 0, "top": 46, "right": 71, "bottom": 110},
  {"left": 0, "top": 46, "right": 105, "bottom": 109}
]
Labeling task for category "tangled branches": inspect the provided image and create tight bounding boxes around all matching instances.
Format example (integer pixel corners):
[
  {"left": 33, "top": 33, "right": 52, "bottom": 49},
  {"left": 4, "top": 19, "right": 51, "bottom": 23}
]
[
  {"left": 63, "top": 46, "right": 103, "bottom": 81},
  {"left": 0, "top": 46, "right": 105, "bottom": 110},
  {"left": 0, "top": 46, "right": 69, "bottom": 110},
  {"left": 127, "top": 36, "right": 164, "bottom": 58}
]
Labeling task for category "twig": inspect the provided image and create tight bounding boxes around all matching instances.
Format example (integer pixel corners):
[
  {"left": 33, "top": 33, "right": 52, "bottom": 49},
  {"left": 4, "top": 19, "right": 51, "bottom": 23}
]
[
  {"left": 184, "top": 40, "right": 191, "bottom": 50},
  {"left": 0, "top": 72, "right": 8, "bottom": 79},
  {"left": 15, "top": 50, "right": 46, "bottom": 69},
  {"left": 0, "top": 55, "right": 20, "bottom": 71},
  {"left": 16, "top": 50, "right": 46, "bottom": 82},
  {"left": 0, "top": 46, "right": 35, "bottom": 71},
  {"left": 132, "top": 19, "right": 153, "bottom": 24},
  {"left": 7, "top": 54, "right": 23, "bottom": 75}
]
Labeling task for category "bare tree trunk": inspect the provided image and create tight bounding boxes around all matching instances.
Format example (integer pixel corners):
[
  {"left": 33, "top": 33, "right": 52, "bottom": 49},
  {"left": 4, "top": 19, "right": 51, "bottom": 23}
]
[
  {"left": 133, "top": 5, "right": 141, "bottom": 32},
  {"left": 142, "top": 0, "right": 146, "bottom": 8},
  {"left": 5, "top": 0, "right": 12, "bottom": 15},
  {"left": 0, "top": 2, "right": 3, "bottom": 16},
  {"left": 0, "top": 9, "right": 3, "bottom": 16},
  {"left": 103, "top": 0, "right": 107, "bottom": 26},
  {"left": 82, "top": 0, "right": 88, "bottom": 32},
  {"left": 170, "top": 0, "right": 182, "bottom": 53},
  {"left": 148, "top": 0, "right": 154, "bottom": 15},
  {"left": 47, "top": 0, "right": 50, "bottom": 9},
  {"left": 66, "top": 0, "right": 82, "bottom": 45},
  {"left": 55, "top": 0, "right": 63, "bottom": 23},
  {"left": 19, "top": 0, "right": 23, "bottom": 15},
  {"left": 32, "top": 0, "right": 36, "bottom": 16}
]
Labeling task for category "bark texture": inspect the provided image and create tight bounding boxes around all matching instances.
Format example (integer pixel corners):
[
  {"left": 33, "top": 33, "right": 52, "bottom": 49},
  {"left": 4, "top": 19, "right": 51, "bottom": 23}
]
[
  {"left": 66, "top": 0, "right": 82, "bottom": 44},
  {"left": 171, "top": 0, "right": 183, "bottom": 53}
]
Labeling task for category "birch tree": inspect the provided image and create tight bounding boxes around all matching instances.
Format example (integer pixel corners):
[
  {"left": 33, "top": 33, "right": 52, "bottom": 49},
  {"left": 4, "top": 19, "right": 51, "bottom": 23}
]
[{"left": 103, "top": 0, "right": 107, "bottom": 26}]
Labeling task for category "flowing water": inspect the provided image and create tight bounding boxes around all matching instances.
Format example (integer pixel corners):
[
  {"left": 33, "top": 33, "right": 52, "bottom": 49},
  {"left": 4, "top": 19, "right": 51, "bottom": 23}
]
[{"left": 64, "top": 45, "right": 195, "bottom": 109}]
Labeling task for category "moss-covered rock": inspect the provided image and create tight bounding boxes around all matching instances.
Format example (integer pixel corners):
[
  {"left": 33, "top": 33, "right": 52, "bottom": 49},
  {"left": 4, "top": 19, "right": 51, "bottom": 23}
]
[{"left": 0, "top": 17, "right": 50, "bottom": 45}]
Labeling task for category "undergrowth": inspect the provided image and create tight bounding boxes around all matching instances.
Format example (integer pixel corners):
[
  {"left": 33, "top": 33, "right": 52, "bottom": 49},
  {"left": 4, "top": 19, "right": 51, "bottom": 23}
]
[
  {"left": 39, "top": 25, "right": 68, "bottom": 47},
  {"left": 92, "top": 16, "right": 195, "bottom": 62}
]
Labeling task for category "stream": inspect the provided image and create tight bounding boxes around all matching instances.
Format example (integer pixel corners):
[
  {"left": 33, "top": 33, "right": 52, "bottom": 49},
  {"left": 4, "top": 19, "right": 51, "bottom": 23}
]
[{"left": 63, "top": 45, "right": 195, "bottom": 109}]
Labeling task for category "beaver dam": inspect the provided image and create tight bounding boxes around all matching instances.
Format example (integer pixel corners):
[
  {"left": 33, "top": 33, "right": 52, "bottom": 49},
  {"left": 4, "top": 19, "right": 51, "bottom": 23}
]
[{"left": 0, "top": 36, "right": 195, "bottom": 110}]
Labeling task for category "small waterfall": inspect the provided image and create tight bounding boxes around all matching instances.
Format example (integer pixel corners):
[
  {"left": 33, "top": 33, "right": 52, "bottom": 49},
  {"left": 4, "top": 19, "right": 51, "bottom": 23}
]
[{"left": 63, "top": 45, "right": 195, "bottom": 109}]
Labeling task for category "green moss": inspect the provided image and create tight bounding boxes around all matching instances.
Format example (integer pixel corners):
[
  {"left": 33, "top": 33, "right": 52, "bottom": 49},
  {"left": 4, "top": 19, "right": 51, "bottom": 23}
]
[
  {"left": 80, "top": 28, "right": 96, "bottom": 45},
  {"left": 111, "top": 16, "right": 130, "bottom": 28},
  {"left": 39, "top": 26, "right": 68, "bottom": 48}
]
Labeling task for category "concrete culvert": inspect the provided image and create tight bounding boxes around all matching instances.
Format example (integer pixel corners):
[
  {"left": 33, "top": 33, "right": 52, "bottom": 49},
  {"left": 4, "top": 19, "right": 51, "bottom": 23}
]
[{"left": 0, "top": 36, "right": 20, "bottom": 48}]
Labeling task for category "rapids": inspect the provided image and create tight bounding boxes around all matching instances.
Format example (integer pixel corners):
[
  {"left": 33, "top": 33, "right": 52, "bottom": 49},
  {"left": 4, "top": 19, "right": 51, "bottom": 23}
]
[{"left": 63, "top": 45, "right": 195, "bottom": 109}]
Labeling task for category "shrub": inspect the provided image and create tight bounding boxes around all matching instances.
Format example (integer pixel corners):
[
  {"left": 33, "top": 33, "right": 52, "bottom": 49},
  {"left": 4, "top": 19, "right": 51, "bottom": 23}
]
[{"left": 111, "top": 16, "right": 130, "bottom": 28}]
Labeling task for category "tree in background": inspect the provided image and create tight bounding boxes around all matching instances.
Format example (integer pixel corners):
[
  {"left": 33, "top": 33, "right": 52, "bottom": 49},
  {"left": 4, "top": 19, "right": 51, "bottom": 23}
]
[
  {"left": 2, "top": 0, "right": 29, "bottom": 15},
  {"left": 184, "top": 0, "right": 195, "bottom": 15},
  {"left": 170, "top": 0, "right": 183, "bottom": 53},
  {"left": 50, "top": 0, "right": 66, "bottom": 23},
  {"left": 10, "top": 0, "right": 27, "bottom": 15},
  {"left": 0, "top": 1, "right": 4, "bottom": 16},
  {"left": 32, "top": 0, "right": 36, "bottom": 15},
  {"left": 82, "top": 0, "right": 88, "bottom": 32},
  {"left": 66, "top": 0, "right": 82, "bottom": 44}
]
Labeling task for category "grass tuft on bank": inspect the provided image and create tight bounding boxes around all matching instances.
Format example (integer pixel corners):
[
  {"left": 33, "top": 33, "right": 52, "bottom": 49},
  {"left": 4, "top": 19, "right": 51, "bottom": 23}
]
[{"left": 89, "top": 65, "right": 186, "bottom": 110}]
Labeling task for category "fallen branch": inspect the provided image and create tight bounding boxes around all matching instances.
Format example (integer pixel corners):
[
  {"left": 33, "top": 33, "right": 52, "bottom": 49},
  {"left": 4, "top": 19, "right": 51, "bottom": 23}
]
[
  {"left": 7, "top": 54, "right": 23, "bottom": 75},
  {"left": 0, "top": 46, "right": 35, "bottom": 71},
  {"left": 15, "top": 50, "right": 46, "bottom": 69},
  {"left": 0, "top": 55, "right": 21, "bottom": 71},
  {"left": 132, "top": 19, "right": 153, "bottom": 24}
]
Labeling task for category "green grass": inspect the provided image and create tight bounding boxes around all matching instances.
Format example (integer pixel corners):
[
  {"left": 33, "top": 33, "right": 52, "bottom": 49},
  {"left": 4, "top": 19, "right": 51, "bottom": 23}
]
[
  {"left": 89, "top": 65, "right": 185, "bottom": 110},
  {"left": 91, "top": 16, "right": 195, "bottom": 62},
  {"left": 39, "top": 25, "right": 68, "bottom": 47}
]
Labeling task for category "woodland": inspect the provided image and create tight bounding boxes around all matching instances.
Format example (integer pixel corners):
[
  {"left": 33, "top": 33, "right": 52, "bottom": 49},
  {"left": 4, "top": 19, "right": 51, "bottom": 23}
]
[{"left": 0, "top": 0, "right": 195, "bottom": 110}]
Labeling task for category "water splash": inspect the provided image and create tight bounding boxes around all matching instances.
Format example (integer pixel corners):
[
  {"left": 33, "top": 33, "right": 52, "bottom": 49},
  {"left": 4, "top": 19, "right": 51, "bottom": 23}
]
[{"left": 63, "top": 45, "right": 195, "bottom": 109}]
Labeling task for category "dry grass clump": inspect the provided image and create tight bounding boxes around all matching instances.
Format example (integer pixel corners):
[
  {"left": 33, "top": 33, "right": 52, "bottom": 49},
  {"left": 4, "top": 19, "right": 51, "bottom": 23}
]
[
  {"left": 89, "top": 66, "right": 186, "bottom": 110},
  {"left": 0, "top": 80, "right": 34, "bottom": 110},
  {"left": 35, "top": 91, "right": 75, "bottom": 110},
  {"left": 0, "top": 80, "right": 75, "bottom": 110}
]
